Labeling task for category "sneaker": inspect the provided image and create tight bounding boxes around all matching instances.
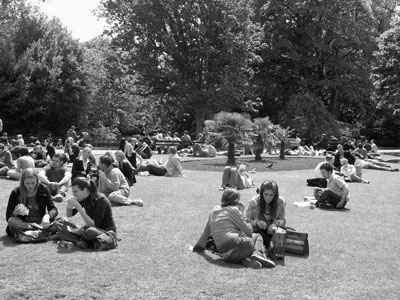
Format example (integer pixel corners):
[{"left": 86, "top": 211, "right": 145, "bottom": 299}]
[
  {"left": 218, "top": 186, "right": 225, "bottom": 191},
  {"left": 318, "top": 202, "right": 332, "bottom": 209},
  {"left": 241, "top": 258, "right": 262, "bottom": 269},
  {"left": 250, "top": 252, "right": 276, "bottom": 268},
  {"left": 53, "top": 194, "right": 64, "bottom": 203},
  {"left": 391, "top": 168, "right": 399, "bottom": 172},
  {"left": 129, "top": 199, "right": 144, "bottom": 207}
]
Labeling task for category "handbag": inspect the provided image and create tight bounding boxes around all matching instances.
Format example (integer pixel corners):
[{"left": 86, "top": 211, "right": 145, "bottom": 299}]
[
  {"left": 285, "top": 230, "right": 309, "bottom": 256},
  {"left": 268, "top": 227, "right": 286, "bottom": 260}
]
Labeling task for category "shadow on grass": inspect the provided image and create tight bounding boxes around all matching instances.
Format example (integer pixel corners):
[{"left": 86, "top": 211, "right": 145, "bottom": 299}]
[
  {"left": 0, "top": 235, "right": 19, "bottom": 247},
  {"left": 194, "top": 251, "right": 243, "bottom": 269},
  {"left": 316, "top": 207, "right": 351, "bottom": 212}
]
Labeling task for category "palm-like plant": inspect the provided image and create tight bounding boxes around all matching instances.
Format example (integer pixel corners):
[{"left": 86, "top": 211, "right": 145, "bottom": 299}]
[
  {"left": 205, "top": 112, "right": 252, "bottom": 164},
  {"left": 252, "top": 117, "right": 274, "bottom": 160},
  {"left": 272, "top": 125, "right": 295, "bottom": 160}
]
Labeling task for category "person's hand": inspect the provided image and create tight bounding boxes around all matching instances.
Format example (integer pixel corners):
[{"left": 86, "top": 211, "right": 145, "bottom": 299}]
[
  {"left": 41, "top": 214, "right": 50, "bottom": 229},
  {"left": 67, "top": 196, "right": 80, "bottom": 210},
  {"left": 256, "top": 220, "right": 267, "bottom": 230},
  {"left": 193, "top": 244, "right": 205, "bottom": 253},
  {"left": 98, "top": 169, "right": 105, "bottom": 178},
  {"left": 50, "top": 182, "right": 59, "bottom": 189},
  {"left": 267, "top": 223, "right": 278, "bottom": 234}
]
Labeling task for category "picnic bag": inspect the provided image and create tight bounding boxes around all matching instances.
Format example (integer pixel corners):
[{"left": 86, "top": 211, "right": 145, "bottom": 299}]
[
  {"left": 14, "top": 230, "right": 48, "bottom": 243},
  {"left": 268, "top": 227, "right": 286, "bottom": 260},
  {"left": 82, "top": 226, "right": 118, "bottom": 251},
  {"left": 285, "top": 230, "right": 309, "bottom": 256}
]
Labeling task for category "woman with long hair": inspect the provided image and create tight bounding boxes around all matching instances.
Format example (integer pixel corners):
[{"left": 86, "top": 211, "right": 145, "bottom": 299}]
[
  {"left": 5, "top": 168, "right": 58, "bottom": 237},
  {"left": 71, "top": 147, "right": 97, "bottom": 180},
  {"left": 245, "top": 180, "right": 286, "bottom": 248},
  {"left": 114, "top": 150, "right": 136, "bottom": 186},
  {"left": 193, "top": 188, "right": 275, "bottom": 269},
  {"left": 56, "top": 177, "right": 116, "bottom": 249}
]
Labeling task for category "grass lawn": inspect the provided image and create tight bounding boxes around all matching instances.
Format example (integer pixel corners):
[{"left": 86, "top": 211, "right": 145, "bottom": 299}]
[{"left": 0, "top": 154, "right": 399, "bottom": 300}]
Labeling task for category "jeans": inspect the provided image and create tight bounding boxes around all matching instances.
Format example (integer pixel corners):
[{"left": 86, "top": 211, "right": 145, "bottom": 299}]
[{"left": 316, "top": 189, "right": 345, "bottom": 208}]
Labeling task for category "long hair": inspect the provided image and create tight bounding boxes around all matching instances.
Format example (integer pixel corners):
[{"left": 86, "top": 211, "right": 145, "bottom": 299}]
[
  {"left": 115, "top": 150, "right": 134, "bottom": 169},
  {"left": 19, "top": 168, "right": 40, "bottom": 203},
  {"left": 71, "top": 177, "right": 99, "bottom": 204},
  {"left": 118, "top": 138, "right": 126, "bottom": 151},
  {"left": 258, "top": 180, "right": 279, "bottom": 219}
]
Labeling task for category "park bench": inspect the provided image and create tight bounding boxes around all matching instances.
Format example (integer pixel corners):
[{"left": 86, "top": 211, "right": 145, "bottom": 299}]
[{"left": 153, "top": 139, "right": 182, "bottom": 154}]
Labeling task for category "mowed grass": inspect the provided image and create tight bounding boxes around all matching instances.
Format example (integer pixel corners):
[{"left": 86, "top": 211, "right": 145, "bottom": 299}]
[{"left": 0, "top": 155, "right": 400, "bottom": 300}]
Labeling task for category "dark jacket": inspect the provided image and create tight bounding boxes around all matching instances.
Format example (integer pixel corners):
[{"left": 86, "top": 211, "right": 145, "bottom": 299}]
[
  {"left": 71, "top": 159, "right": 96, "bottom": 181},
  {"left": 6, "top": 183, "right": 58, "bottom": 222},
  {"left": 115, "top": 160, "right": 136, "bottom": 186}
]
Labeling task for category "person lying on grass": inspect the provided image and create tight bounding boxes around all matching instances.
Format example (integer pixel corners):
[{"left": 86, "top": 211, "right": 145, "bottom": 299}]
[
  {"left": 219, "top": 163, "right": 255, "bottom": 191},
  {"left": 244, "top": 180, "right": 286, "bottom": 249},
  {"left": 137, "top": 146, "right": 184, "bottom": 177},
  {"left": 55, "top": 177, "right": 117, "bottom": 249},
  {"left": 340, "top": 158, "right": 370, "bottom": 184},
  {"left": 314, "top": 162, "right": 350, "bottom": 209},
  {"left": 5, "top": 168, "right": 58, "bottom": 237},
  {"left": 193, "top": 188, "right": 275, "bottom": 269}
]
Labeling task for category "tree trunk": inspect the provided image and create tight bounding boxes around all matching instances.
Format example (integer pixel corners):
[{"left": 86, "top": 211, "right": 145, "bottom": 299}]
[
  {"left": 279, "top": 140, "right": 285, "bottom": 160},
  {"left": 253, "top": 141, "right": 264, "bottom": 161},
  {"left": 195, "top": 110, "right": 206, "bottom": 138},
  {"left": 227, "top": 142, "right": 236, "bottom": 165}
]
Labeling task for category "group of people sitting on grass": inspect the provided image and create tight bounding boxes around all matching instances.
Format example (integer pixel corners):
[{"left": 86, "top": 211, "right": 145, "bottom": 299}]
[{"left": 3, "top": 133, "right": 188, "bottom": 249}]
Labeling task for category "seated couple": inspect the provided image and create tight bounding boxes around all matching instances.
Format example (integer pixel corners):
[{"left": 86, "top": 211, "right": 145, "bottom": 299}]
[
  {"left": 193, "top": 180, "right": 286, "bottom": 269},
  {"left": 137, "top": 146, "right": 184, "bottom": 177}
]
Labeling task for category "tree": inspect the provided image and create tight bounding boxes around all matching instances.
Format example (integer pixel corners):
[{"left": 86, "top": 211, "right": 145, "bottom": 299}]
[
  {"left": 205, "top": 112, "right": 252, "bottom": 164},
  {"left": 99, "top": 0, "right": 255, "bottom": 135},
  {"left": 251, "top": 0, "right": 377, "bottom": 132}
]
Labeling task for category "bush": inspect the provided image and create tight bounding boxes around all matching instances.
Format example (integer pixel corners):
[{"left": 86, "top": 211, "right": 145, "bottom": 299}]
[{"left": 90, "top": 121, "right": 120, "bottom": 141}]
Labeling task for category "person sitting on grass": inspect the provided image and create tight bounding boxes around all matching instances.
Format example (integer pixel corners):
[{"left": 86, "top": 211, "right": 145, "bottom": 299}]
[
  {"left": 134, "top": 138, "right": 152, "bottom": 159},
  {"left": 97, "top": 155, "right": 143, "bottom": 206},
  {"left": 193, "top": 188, "right": 275, "bottom": 269},
  {"left": 340, "top": 158, "right": 370, "bottom": 184},
  {"left": 30, "top": 144, "right": 48, "bottom": 167},
  {"left": 137, "top": 146, "right": 184, "bottom": 177},
  {"left": 219, "top": 164, "right": 255, "bottom": 191},
  {"left": 64, "top": 137, "right": 80, "bottom": 164},
  {"left": 114, "top": 150, "right": 136, "bottom": 186},
  {"left": 71, "top": 147, "right": 97, "bottom": 181},
  {"left": 314, "top": 162, "right": 350, "bottom": 209},
  {"left": 5, "top": 168, "right": 58, "bottom": 237},
  {"left": 0, "top": 143, "right": 13, "bottom": 176},
  {"left": 192, "top": 143, "right": 217, "bottom": 157},
  {"left": 38, "top": 153, "right": 71, "bottom": 203},
  {"left": 55, "top": 177, "right": 117, "bottom": 249},
  {"left": 7, "top": 147, "right": 35, "bottom": 180},
  {"left": 245, "top": 180, "right": 286, "bottom": 249}
]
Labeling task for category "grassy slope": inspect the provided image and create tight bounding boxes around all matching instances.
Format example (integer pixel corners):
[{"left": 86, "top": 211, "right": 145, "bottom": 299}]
[{"left": 0, "top": 157, "right": 399, "bottom": 300}]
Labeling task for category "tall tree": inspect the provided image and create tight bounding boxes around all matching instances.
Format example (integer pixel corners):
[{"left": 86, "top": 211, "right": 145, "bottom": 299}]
[
  {"left": 99, "top": 0, "right": 255, "bottom": 135},
  {"left": 251, "top": 0, "right": 377, "bottom": 138}
]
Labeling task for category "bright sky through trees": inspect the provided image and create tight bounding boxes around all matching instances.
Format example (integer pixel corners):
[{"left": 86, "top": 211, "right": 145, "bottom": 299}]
[{"left": 29, "top": 0, "right": 106, "bottom": 41}]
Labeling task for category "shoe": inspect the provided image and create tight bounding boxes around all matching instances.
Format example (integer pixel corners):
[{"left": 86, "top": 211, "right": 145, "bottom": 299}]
[
  {"left": 53, "top": 194, "right": 64, "bottom": 203},
  {"left": 363, "top": 180, "right": 370, "bottom": 184},
  {"left": 241, "top": 258, "right": 262, "bottom": 269},
  {"left": 391, "top": 168, "right": 399, "bottom": 172},
  {"left": 76, "top": 241, "right": 89, "bottom": 249},
  {"left": 250, "top": 252, "right": 275, "bottom": 268},
  {"left": 318, "top": 203, "right": 332, "bottom": 209},
  {"left": 218, "top": 186, "right": 225, "bottom": 191},
  {"left": 130, "top": 199, "right": 144, "bottom": 207}
]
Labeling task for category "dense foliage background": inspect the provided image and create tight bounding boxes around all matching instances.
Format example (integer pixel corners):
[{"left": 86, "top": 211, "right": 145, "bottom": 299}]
[{"left": 1, "top": 0, "right": 400, "bottom": 146}]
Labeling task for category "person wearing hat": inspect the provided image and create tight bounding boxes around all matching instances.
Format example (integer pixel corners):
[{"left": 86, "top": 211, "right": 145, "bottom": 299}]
[{"left": 193, "top": 188, "right": 275, "bottom": 269}]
